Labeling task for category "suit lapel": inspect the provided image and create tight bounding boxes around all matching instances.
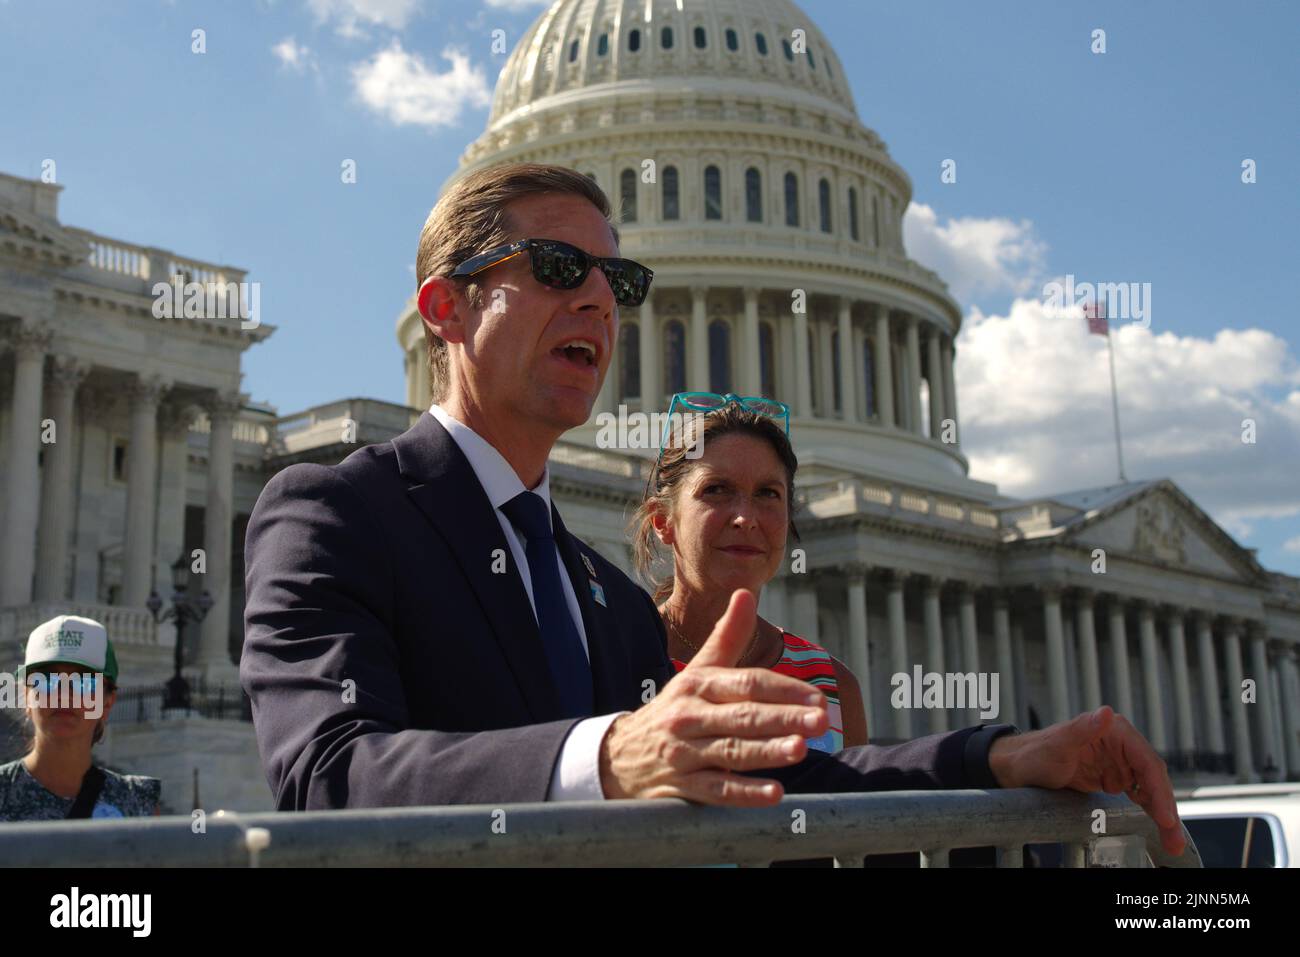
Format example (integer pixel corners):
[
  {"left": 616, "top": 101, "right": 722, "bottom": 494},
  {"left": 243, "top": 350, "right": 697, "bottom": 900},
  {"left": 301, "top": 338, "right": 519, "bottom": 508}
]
[
  {"left": 552, "top": 505, "right": 628, "bottom": 715},
  {"left": 392, "top": 413, "right": 564, "bottom": 722}
]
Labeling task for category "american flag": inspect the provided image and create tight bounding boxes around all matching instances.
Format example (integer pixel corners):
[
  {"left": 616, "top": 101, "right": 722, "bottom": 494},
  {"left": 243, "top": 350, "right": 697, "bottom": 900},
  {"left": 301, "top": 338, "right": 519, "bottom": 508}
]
[{"left": 1084, "top": 298, "right": 1108, "bottom": 336}]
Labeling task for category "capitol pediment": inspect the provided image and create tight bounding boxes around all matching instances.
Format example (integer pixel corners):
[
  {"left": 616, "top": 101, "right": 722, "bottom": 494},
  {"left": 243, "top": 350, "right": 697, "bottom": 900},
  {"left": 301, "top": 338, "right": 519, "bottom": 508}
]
[{"left": 1063, "top": 482, "right": 1263, "bottom": 582}]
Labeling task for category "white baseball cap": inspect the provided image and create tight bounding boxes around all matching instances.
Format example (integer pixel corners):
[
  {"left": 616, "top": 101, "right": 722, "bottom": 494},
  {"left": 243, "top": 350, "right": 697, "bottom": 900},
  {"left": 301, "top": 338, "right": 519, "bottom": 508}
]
[{"left": 18, "top": 614, "right": 118, "bottom": 683}]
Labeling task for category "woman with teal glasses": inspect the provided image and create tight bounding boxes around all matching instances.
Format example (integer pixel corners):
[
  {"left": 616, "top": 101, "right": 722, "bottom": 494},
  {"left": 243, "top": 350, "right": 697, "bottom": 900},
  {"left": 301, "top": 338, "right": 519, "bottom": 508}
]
[{"left": 631, "top": 393, "right": 869, "bottom": 752}]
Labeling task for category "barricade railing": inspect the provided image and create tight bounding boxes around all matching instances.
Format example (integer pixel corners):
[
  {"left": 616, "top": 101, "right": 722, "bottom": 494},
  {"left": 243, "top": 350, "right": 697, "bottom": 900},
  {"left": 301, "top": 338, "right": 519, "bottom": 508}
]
[{"left": 0, "top": 789, "right": 1201, "bottom": 869}]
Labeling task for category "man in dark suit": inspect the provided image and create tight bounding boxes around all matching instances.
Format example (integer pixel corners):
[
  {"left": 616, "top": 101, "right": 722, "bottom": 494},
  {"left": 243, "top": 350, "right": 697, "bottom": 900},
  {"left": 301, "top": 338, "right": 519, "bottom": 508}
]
[{"left": 240, "top": 163, "right": 1184, "bottom": 856}]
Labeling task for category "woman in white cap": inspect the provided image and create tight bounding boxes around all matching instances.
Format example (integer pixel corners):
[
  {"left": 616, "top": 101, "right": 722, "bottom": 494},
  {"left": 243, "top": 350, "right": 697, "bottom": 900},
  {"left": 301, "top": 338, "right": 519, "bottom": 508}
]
[{"left": 0, "top": 614, "right": 161, "bottom": 821}]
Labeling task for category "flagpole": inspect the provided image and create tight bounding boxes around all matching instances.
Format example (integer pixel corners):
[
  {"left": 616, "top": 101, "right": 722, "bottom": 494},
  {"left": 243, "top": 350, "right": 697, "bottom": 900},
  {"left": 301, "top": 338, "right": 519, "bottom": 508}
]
[{"left": 1104, "top": 311, "right": 1127, "bottom": 482}]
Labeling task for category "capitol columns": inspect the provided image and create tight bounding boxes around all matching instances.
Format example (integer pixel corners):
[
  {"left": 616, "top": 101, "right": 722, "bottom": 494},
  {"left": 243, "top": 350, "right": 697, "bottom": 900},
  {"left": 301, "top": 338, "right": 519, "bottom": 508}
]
[
  {"left": 122, "top": 373, "right": 172, "bottom": 607},
  {"left": 957, "top": 582, "right": 980, "bottom": 725},
  {"left": 1136, "top": 602, "right": 1168, "bottom": 754},
  {"left": 742, "top": 288, "right": 762, "bottom": 397},
  {"left": 788, "top": 572, "right": 820, "bottom": 647},
  {"left": 926, "top": 325, "right": 946, "bottom": 440},
  {"left": 991, "top": 590, "right": 1018, "bottom": 729},
  {"left": 1247, "top": 624, "right": 1279, "bottom": 778},
  {"left": 1041, "top": 584, "right": 1070, "bottom": 725},
  {"left": 1192, "top": 612, "right": 1227, "bottom": 759},
  {"left": 940, "top": 333, "right": 959, "bottom": 447},
  {"left": 1073, "top": 588, "right": 1102, "bottom": 713},
  {"left": 0, "top": 321, "right": 53, "bottom": 607},
  {"left": 836, "top": 297, "right": 857, "bottom": 422},
  {"left": 1221, "top": 618, "right": 1256, "bottom": 782},
  {"left": 903, "top": 315, "right": 923, "bottom": 434},
  {"left": 34, "top": 356, "right": 93, "bottom": 601},
  {"left": 1107, "top": 597, "right": 1135, "bottom": 720},
  {"left": 872, "top": 305, "right": 895, "bottom": 428},
  {"left": 843, "top": 562, "right": 871, "bottom": 725},
  {"left": 885, "top": 570, "right": 911, "bottom": 740},
  {"left": 1277, "top": 642, "right": 1300, "bottom": 777},
  {"left": 637, "top": 293, "right": 659, "bottom": 410},
  {"left": 197, "top": 390, "right": 241, "bottom": 681},
  {"left": 921, "top": 576, "right": 947, "bottom": 733},
  {"left": 689, "top": 285, "right": 709, "bottom": 392},
  {"left": 1165, "top": 606, "right": 1197, "bottom": 763},
  {"left": 792, "top": 301, "right": 813, "bottom": 418}
]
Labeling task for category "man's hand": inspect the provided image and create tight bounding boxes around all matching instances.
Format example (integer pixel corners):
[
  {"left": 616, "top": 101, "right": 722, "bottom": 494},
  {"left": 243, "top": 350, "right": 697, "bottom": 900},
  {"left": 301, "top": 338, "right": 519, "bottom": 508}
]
[
  {"left": 989, "top": 706, "right": 1186, "bottom": 856},
  {"left": 598, "top": 589, "right": 828, "bottom": 805}
]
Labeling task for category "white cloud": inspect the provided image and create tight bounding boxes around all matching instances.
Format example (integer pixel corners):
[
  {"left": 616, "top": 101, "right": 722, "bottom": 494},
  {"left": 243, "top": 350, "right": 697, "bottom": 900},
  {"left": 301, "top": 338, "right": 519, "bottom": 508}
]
[
  {"left": 307, "top": 0, "right": 421, "bottom": 37},
  {"left": 903, "top": 202, "right": 1048, "bottom": 303},
  {"left": 272, "top": 36, "right": 318, "bottom": 72},
  {"left": 955, "top": 297, "right": 1300, "bottom": 540},
  {"left": 1284, "top": 535, "right": 1300, "bottom": 554},
  {"left": 351, "top": 42, "right": 492, "bottom": 128},
  {"left": 482, "top": 0, "right": 550, "bottom": 9}
]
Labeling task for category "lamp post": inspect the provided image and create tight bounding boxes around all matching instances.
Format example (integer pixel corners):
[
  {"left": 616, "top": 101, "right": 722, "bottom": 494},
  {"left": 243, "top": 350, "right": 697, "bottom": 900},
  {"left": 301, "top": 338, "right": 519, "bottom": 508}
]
[{"left": 147, "top": 553, "right": 213, "bottom": 711}]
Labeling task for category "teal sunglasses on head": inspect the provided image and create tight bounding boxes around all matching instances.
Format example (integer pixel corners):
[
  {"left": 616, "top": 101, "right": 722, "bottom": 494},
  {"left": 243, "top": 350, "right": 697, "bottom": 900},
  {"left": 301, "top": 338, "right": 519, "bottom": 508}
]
[{"left": 656, "top": 392, "right": 791, "bottom": 464}]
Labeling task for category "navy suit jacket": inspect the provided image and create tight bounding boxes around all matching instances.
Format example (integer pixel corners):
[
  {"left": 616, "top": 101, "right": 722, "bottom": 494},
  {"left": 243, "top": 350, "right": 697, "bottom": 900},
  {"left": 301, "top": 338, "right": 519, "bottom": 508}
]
[{"left": 241, "top": 412, "right": 1010, "bottom": 810}]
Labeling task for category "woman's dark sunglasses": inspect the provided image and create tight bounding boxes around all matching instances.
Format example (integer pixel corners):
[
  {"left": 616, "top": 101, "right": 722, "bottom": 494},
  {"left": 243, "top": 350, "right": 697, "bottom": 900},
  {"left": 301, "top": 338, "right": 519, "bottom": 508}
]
[{"left": 449, "top": 238, "right": 654, "bottom": 307}]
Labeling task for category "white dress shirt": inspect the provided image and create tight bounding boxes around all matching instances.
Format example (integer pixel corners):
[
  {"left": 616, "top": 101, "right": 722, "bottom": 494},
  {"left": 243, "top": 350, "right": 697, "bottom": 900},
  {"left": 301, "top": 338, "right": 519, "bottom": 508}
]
[{"left": 428, "top": 404, "right": 623, "bottom": 800}]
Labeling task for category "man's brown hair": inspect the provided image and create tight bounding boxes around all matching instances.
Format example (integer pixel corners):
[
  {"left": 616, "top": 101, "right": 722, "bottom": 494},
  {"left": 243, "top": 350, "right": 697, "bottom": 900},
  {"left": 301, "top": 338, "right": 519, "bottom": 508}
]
[{"left": 414, "top": 163, "right": 618, "bottom": 405}]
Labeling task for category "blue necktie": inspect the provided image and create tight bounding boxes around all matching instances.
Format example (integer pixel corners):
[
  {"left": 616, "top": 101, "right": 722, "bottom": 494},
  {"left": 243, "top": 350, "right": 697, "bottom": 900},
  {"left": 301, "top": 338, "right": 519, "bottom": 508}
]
[{"left": 499, "top": 491, "right": 594, "bottom": 718}]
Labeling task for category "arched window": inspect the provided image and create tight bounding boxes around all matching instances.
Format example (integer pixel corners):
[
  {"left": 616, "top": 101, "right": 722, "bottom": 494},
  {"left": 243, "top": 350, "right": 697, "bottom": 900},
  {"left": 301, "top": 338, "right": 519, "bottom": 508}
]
[
  {"left": 694, "top": 26, "right": 707, "bottom": 49},
  {"left": 628, "top": 29, "right": 641, "bottom": 52},
  {"left": 872, "top": 194, "right": 881, "bottom": 247},
  {"left": 708, "top": 320, "right": 732, "bottom": 393},
  {"left": 831, "top": 328, "right": 841, "bottom": 412},
  {"left": 745, "top": 167, "right": 762, "bottom": 222},
  {"left": 569, "top": 40, "right": 580, "bottom": 63},
  {"left": 704, "top": 165, "right": 722, "bottom": 220},
  {"left": 818, "top": 178, "right": 832, "bottom": 233},
  {"left": 782, "top": 38, "right": 794, "bottom": 61},
  {"left": 662, "top": 165, "right": 680, "bottom": 221},
  {"left": 755, "top": 33, "right": 768, "bottom": 56},
  {"left": 661, "top": 26, "right": 674, "bottom": 49},
  {"left": 619, "top": 323, "right": 640, "bottom": 401},
  {"left": 848, "top": 186, "right": 860, "bottom": 241},
  {"left": 597, "top": 33, "right": 608, "bottom": 57},
  {"left": 784, "top": 172, "right": 800, "bottom": 227},
  {"left": 725, "top": 28, "right": 738, "bottom": 51},
  {"left": 759, "top": 321, "right": 776, "bottom": 398},
  {"left": 664, "top": 320, "right": 686, "bottom": 394},
  {"left": 863, "top": 337, "right": 877, "bottom": 418},
  {"left": 620, "top": 168, "right": 638, "bottom": 223}
]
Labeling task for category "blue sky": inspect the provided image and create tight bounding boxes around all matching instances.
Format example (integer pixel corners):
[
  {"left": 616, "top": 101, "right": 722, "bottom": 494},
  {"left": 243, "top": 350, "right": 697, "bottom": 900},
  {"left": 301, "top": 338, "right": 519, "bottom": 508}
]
[{"left": 3, "top": 0, "right": 1298, "bottom": 572}]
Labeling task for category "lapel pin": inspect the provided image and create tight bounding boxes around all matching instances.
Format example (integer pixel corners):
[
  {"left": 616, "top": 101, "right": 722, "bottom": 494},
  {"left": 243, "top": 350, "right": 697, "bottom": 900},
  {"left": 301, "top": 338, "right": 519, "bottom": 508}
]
[
  {"left": 589, "top": 580, "right": 607, "bottom": 607},
  {"left": 581, "top": 553, "right": 597, "bottom": 578}
]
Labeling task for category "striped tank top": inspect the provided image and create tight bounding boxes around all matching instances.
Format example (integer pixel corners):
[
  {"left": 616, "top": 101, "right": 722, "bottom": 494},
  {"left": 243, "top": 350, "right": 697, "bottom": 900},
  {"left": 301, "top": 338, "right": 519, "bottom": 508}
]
[{"left": 671, "top": 631, "right": 845, "bottom": 754}]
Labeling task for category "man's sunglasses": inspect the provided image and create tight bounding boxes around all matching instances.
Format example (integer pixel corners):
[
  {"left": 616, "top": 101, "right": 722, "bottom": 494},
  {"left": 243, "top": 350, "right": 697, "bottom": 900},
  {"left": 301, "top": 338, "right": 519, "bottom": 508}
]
[
  {"left": 656, "top": 392, "right": 791, "bottom": 463},
  {"left": 449, "top": 238, "right": 654, "bottom": 308}
]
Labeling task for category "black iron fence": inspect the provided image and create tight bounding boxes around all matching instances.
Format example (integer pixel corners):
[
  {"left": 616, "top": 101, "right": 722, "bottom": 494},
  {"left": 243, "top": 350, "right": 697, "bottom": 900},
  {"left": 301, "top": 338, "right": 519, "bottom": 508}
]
[{"left": 109, "top": 677, "right": 252, "bottom": 724}]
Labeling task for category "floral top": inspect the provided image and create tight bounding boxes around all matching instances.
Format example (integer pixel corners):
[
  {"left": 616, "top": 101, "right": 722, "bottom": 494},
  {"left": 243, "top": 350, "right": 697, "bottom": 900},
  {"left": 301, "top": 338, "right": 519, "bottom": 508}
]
[{"left": 0, "top": 759, "right": 161, "bottom": 822}]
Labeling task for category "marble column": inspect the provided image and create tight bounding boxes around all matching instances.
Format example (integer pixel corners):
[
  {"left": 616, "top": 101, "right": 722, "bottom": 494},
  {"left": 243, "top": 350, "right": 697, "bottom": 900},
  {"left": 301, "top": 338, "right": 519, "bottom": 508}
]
[
  {"left": 817, "top": 314, "right": 835, "bottom": 416},
  {"left": 1222, "top": 619, "right": 1256, "bottom": 782},
  {"left": 1062, "top": 612, "right": 1079, "bottom": 716},
  {"left": 1278, "top": 646, "right": 1300, "bottom": 777},
  {"left": 1249, "top": 629, "right": 1279, "bottom": 777},
  {"left": 1137, "top": 602, "right": 1168, "bottom": 753},
  {"left": 1267, "top": 646, "right": 1290, "bottom": 779},
  {"left": 122, "top": 374, "right": 171, "bottom": 607},
  {"left": 792, "top": 305, "right": 812, "bottom": 418},
  {"left": 886, "top": 572, "right": 910, "bottom": 740},
  {"left": 1042, "top": 586, "right": 1070, "bottom": 725},
  {"left": 1108, "top": 599, "right": 1135, "bottom": 719},
  {"left": 872, "top": 305, "right": 895, "bottom": 428},
  {"left": 1166, "top": 608, "right": 1197, "bottom": 761},
  {"left": 1011, "top": 619, "right": 1029, "bottom": 728},
  {"left": 689, "top": 286, "right": 708, "bottom": 391},
  {"left": 922, "top": 576, "right": 948, "bottom": 733},
  {"left": 992, "top": 592, "right": 1017, "bottom": 726},
  {"left": 638, "top": 295, "right": 659, "bottom": 410},
  {"left": 904, "top": 315, "right": 923, "bottom": 434},
  {"left": 34, "top": 357, "right": 91, "bottom": 601},
  {"left": 1075, "top": 589, "right": 1102, "bottom": 712},
  {"left": 1, "top": 322, "right": 52, "bottom": 607},
  {"left": 741, "top": 288, "right": 761, "bottom": 397},
  {"left": 940, "top": 334, "right": 959, "bottom": 447},
  {"left": 958, "top": 583, "right": 980, "bottom": 725},
  {"left": 926, "top": 325, "right": 947, "bottom": 441},
  {"left": 1193, "top": 613, "right": 1227, "bottom": 757},
  {"left": 197, "top": 391, "right": 240, "bottom": 680},
  {"left": 836, "top": 298, "right": 857, "bottom": 422},
  {"left": 789, "top": 577, "right": 820, "bottom": 645},
  {"left": 845, "top": 566, "right": 871, "bottom": 727}
]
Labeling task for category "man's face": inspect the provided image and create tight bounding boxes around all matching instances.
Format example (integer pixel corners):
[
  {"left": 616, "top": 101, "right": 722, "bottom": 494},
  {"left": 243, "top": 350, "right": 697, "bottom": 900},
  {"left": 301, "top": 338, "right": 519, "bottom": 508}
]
[{"left": 451, "top": 192, "right": 620, "bottom": 432}]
